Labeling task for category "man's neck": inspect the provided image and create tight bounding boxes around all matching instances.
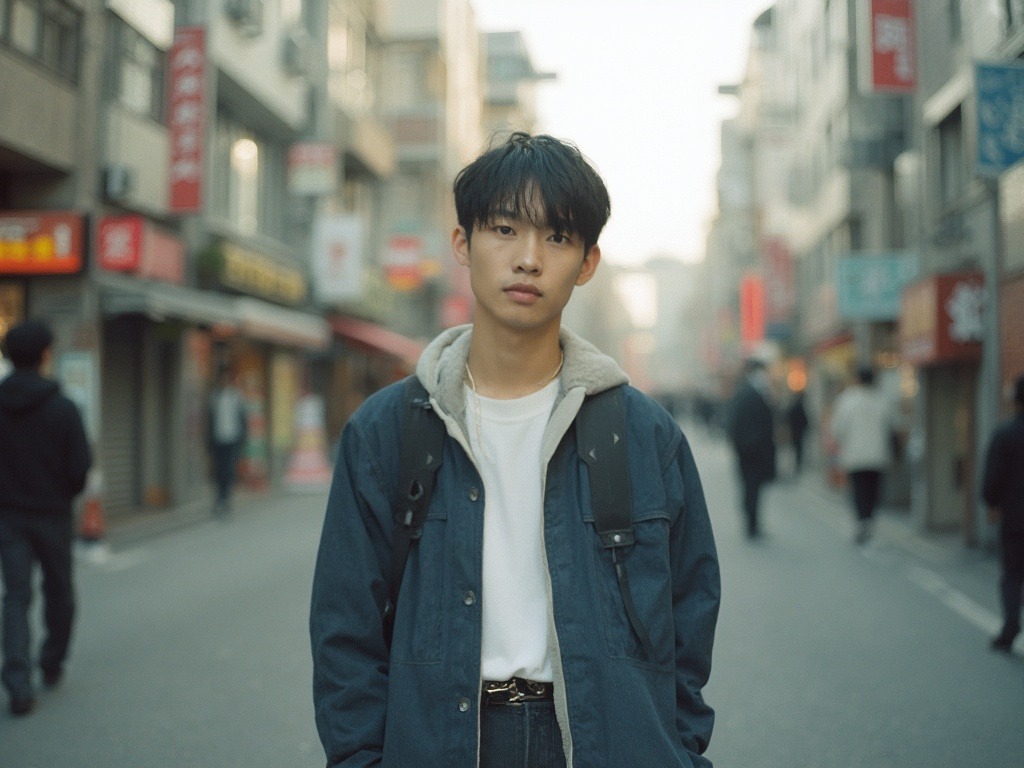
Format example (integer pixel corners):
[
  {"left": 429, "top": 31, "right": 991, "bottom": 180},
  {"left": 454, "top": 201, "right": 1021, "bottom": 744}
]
[{"left": 465, "top": 324, "right": 563, "bottom": 400}]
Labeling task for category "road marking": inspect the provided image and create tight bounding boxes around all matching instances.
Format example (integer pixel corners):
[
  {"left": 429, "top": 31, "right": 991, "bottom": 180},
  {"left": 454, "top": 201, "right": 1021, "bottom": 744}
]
[{"left": 905, "top": 564, "right": 1006, "bottom": 640}]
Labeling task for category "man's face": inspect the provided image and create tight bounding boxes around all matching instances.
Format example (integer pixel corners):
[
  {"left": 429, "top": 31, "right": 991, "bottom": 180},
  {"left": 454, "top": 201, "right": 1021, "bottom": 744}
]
[{"left": 452, "top": 191, "right": 600, "bottom": 337}]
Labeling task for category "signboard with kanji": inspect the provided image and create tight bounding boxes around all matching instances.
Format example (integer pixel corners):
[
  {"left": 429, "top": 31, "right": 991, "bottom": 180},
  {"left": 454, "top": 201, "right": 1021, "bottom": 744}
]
[
  {"left": 860, "top": 0, "right": 916, "bottom": 93},
  {"left": 168, "top": 26, "right": 206, "bottom": 213},
  {"left": 976, "top": 61, "right": 1024, "bottom": 178}
]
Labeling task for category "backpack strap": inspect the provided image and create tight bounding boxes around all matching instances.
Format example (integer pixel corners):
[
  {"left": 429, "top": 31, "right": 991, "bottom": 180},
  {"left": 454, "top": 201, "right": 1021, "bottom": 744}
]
[
  {"left": 577, "top": 386, "right": 657, "bottom": 662},
  {"left": 384, "top": 376, "right": 445, "bottom": 647}
]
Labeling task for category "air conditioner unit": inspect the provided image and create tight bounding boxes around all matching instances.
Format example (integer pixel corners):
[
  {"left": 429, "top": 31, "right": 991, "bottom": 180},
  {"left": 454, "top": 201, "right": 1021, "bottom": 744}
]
[
  {"left": 103, "top": 165, "right": 135, "bottom": 201},
  {"left": 224, "top": 0, "right": 264, "bottom": 37},
  {"left": 282, "top": 27, "right": 310, "bottom": 76}
]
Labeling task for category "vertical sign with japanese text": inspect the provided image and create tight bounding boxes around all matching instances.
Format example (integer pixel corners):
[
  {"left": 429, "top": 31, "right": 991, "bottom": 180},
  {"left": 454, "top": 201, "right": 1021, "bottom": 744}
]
[
  {"left": 168, "top": 26, "right": 206, "bottom": 213},
  {"left": 867, "top": 0, "right": 916, "bottom": 93}
]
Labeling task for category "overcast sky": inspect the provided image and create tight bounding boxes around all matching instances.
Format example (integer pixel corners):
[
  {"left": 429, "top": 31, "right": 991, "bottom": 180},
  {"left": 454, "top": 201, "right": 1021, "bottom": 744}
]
[{"left": 470, "top": 0, "right": 773, "bottom": 266}]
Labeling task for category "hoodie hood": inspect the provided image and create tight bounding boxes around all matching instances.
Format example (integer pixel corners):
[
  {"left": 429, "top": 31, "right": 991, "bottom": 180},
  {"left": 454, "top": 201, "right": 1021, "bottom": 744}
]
[
  {"left": 0, "top": 370, "right": 60, "bottom": 414},
  {"left": 415, "top": 324, "right": 629, "bottom": 428}
]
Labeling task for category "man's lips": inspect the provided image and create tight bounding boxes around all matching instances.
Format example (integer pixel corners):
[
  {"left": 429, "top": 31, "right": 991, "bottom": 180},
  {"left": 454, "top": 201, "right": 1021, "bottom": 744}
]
[{"left": 504, "top": 283, "right": 542, "bottom": 304}]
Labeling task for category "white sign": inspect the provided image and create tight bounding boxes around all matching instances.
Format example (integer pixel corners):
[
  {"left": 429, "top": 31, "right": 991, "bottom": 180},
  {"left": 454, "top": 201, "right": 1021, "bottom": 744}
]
[{"left": 312, "top": 214, "right": 363, "bottom": 305}]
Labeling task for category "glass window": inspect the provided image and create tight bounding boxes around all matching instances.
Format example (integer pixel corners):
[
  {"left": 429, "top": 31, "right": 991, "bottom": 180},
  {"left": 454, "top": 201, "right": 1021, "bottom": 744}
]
[
  {"left": 116, "top": 20, "right": 164, "bottom": 121},
  {"left": 213, "top": 115, "right": 265, "bottom": 237},
  {"left": 40, "top": 0, "right": 78, "bottom": 80},
  {"left": 10, "top": 0, "right": 38, "bottom": 55}
]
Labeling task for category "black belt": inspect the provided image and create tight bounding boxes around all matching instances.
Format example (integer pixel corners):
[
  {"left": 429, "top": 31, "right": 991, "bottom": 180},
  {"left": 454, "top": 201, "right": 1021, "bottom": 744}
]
[{"left": 481, "top": 677, "right": 554, "bottom": 705}]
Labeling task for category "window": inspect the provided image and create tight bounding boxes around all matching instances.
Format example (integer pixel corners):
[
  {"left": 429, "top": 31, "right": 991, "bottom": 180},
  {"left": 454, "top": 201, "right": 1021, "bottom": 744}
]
[
  {"left": 948, "top": 0, "right": 962, "bottom": 42},
  {"left": 113, "top": 18, "right": 165, "bottom": 122},
  {"left": 0, "top": 0, "right": 80, "bottom": 81},
  {"left": 938, "top": 108, "right": 964, "bottom": 208},
  {"left": 213, "top": 115, "right": 266, "bottom": 237},
  {"left": 10, "top": 0, "right": 38, "bottom": 55}
]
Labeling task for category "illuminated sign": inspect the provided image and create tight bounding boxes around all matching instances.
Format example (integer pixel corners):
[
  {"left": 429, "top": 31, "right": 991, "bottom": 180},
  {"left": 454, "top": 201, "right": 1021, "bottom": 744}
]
[{"left": 0, "top": 211, "right": 85, "bottom": 275}]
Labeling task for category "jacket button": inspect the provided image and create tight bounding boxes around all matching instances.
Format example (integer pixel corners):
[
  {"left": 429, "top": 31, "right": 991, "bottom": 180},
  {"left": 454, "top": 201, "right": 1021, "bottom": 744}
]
[
  {"left": 462, "top": 590, "right": 476, "bottom": 606},
  {"left": 468, "top": 487, "right": 479, "bottom": 501},
  {"left": 458, "top": 697, "right": 471, "bottom": 712}
]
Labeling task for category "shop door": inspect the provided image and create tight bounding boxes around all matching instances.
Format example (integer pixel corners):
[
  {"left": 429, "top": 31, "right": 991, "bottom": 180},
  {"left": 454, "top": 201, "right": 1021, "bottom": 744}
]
[
  {"left": 925, "top": 365, "right": 978, "bottom": 536},
  {"left": 100, "top": 317, "right": 143, "bottom": 513}
]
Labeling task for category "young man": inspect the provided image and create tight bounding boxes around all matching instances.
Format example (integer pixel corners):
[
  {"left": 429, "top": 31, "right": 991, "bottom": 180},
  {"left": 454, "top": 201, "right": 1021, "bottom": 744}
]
[
  {"left": 982, "top": 375, "right": 1024, "bottom": 653},
  {"left": 310, "top": 133, "right": 720, "bottom": 767},
  {"left": 0, "top": 320, "right": 91, "bottom": 716}
]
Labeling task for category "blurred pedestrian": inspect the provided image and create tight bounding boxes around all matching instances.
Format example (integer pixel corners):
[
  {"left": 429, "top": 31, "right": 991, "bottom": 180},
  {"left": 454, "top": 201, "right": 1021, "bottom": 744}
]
[
  {"left": 207, "top": 367, "right": 248, "bottom": 518},
  {"left": 981, "top": 375, "right": 1024, "bottom": 653},
  {"left": 310, "top": 133, "right": 719, "bottom": 768},
  {"left": 0, "top": 320, "right": 91, "bottom": 716},
  {"left": 829, "top": 366, "right": 897, "bottom": 545},
  {"left": 785, "top": 390, "right": 810, "bottom": 476},
  {"left": 726, "top": 357, "right": 777, "bottom": 538}
]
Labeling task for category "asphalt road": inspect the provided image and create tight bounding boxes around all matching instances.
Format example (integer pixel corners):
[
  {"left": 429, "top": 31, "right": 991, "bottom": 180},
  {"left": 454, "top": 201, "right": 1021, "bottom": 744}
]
[{"left": 1, "top": 427, "right": 1021, "bottom": 767}]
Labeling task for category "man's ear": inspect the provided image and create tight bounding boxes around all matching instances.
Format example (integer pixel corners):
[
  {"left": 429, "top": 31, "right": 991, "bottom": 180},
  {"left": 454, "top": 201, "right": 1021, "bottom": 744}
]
[
  {"left": 452, "top": 226, "right": 470, "bottom": 266},
  {"left": 575, "top": 244, "right": 601, "bottom": 286}
]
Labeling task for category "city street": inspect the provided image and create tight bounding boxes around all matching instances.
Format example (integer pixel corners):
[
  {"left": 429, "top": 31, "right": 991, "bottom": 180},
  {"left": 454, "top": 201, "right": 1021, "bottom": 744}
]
[{"left": 2, "top": 428, "right": 1022, "bottom": 767}]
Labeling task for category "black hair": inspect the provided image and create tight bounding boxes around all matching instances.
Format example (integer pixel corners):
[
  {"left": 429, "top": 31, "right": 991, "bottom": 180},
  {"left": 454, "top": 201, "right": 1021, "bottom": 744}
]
[
  {"left": 856, "top": 366, "right": 875, "bottom": 386},
  {"left": 453, "top": 132, "right": 611, "bottom": 254},
  {"left": 2, "top": 319, "right": 52, "bottom": 370}
]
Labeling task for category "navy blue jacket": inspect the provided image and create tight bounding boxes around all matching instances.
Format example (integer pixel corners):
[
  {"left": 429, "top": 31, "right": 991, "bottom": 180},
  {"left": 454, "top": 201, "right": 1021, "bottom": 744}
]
[
  {"left": 310, "top": 327, "right": 720, "bottom": 767},
  {"left": 982, "top": 413, "right": 1024, "bottom": 533},
  {"left": 0, "top": 369, "right": 91, "bottom": 516}
]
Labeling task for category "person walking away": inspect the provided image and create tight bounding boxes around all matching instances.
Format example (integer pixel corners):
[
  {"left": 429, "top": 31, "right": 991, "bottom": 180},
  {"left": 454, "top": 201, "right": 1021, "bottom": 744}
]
[
  {"left": 785, "top": 390, "right": 810, "bottom": 476},
  {"left": 726, "top": 358, "right": 777, "bottom": 539},
  {"left": 207, "top": 368, "right": 248, "bottom": 517},
  {"left": 982, "top": 375, "right": 1024, "bottom": 653},
  {"left": 829, "top": 366, "right": 897, "bottom": 544},
  {"left": 310, "top": 133, "right": 720, "bottom": 768},
  {"left": 0, "top": 320, "right": 91, "bottom": 716}
]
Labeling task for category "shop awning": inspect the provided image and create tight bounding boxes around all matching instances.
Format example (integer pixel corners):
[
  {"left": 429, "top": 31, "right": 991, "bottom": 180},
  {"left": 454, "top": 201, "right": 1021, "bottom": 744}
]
[
  {"left": 235, "top": 298, "right": 331, "bottom": 350},
  {"left": 330, "top": 316, "right": 425, "bottom": 369},
  {"left": 98, "top": 273, "right": 331, "bottom": 350},
  {"left": 97, "top": 272, "right": 238, "bottom": 328}
]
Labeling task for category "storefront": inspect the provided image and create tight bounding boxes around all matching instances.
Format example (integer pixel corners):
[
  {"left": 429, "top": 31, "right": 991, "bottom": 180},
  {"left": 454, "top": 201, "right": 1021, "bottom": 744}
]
[{"left": 900, "top": 272, "right": 985, "bottom": 542}]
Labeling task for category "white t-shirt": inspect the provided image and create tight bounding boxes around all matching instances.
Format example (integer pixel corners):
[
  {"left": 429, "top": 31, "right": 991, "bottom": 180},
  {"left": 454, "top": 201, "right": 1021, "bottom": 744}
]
[
  {"left": 464, "top": 378, "right": 559, "bottom": 683},
  {"left": 212, "top": 386, "right": 244, "bottom": 445}
]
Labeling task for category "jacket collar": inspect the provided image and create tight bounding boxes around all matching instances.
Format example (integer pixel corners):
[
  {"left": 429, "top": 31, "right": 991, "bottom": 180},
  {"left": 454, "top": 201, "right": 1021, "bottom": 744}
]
[{"left": 414, "top": 324, "right": 629, "bottom": 427}]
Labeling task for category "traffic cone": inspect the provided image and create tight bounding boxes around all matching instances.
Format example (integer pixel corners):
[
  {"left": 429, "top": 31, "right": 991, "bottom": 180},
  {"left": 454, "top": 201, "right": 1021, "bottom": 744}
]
[{"left": 77, "top": 470, "right": 111, "bottom": 563}]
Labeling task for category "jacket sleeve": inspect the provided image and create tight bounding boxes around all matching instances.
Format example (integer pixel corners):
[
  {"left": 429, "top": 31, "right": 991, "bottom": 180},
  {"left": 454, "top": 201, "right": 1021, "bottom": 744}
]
[
  {"left": 982, "top": 428, "right": 1006, "bottom": 509},
  {"left": 670, "top": 433, "right": 721, "bottom": 766},
  {"left": 310, "top": 420, "right": 393, "bottom": 768}
]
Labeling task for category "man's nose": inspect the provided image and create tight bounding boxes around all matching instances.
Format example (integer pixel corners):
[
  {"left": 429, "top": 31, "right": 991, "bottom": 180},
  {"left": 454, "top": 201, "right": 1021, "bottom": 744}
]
[{"left": 515, "top": 234, "right": 542, "bottom": 272}]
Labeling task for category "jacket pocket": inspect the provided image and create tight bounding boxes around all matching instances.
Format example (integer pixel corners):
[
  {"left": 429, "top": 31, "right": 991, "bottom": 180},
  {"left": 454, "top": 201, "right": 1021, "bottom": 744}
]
[
  {"left": 582, "top": 506, "right": 675, "bottom": 671},
  {"left": 390, "top": 505, "right": 448, "bottom": 664}
]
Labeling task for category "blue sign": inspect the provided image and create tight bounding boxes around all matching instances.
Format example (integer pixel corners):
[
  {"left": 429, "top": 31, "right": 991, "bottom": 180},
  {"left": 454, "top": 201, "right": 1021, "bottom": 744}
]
[
  {"left": 976, "top": 61, "right": 1024, "bottom": 178},
  {"left": 836, "top": 252, "right": 918, "bottom": 322}
]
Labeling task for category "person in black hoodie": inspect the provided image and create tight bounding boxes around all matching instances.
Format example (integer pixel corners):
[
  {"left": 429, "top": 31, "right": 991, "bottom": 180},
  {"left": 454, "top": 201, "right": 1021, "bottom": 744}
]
[
  {"left": 0, "top": 320, "right": 91, "bottom": 716},
  {"left": 982, "top": 374, "right": 1024, "bottom": 654}
]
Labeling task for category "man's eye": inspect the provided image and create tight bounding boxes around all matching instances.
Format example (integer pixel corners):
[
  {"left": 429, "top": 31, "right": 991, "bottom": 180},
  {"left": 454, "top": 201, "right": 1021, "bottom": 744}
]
[
  {"left": 550, "top": 233, "right": 570, "bottom": 244},
  {"left": 494, "top": 225, "right": 514, "bottom": 235}
]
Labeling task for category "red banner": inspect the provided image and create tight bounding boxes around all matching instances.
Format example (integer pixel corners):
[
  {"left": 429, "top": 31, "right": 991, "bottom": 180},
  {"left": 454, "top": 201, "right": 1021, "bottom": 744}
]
[
  {"left": 739, "top": 273, "right": 766, "bottom": 353},
  {"left": 98, "top": 215, "right": 185, "bottom": 284},
  {"left": 0, "top": 212, "right": 84, "bottom": 275},
  {"left": 869, "top": 0, "right": 916, "bottom": 93},
  {"left": 168, "top": 27, "right": 206, "bottom": 213}
]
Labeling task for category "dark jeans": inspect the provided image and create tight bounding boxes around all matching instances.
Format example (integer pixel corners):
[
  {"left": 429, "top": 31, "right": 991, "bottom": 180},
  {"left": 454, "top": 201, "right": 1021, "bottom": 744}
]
[
  {"left": 211, "top": 443, "right": 240, "bottom": 508},
  {"left": 0, "top": 510, "right": 75, "bottom": 700},
  {"left": 998, "top": 530, "right": 1024, "bottom": 638},
  {"left": 848, "top": 470, "right": 883, "bottom": 522},
  {"left": 480, "top": 699, "right": 566, "bottom": 768}
]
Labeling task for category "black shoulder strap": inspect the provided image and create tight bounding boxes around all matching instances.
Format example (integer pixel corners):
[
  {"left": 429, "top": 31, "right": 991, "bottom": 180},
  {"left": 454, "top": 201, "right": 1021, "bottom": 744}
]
[
  {"left": 577, "top": 386, "right": 657, "bottom": 662},
  {"left": 384, "top": 377, "right": 445, "bottom": 646}
]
